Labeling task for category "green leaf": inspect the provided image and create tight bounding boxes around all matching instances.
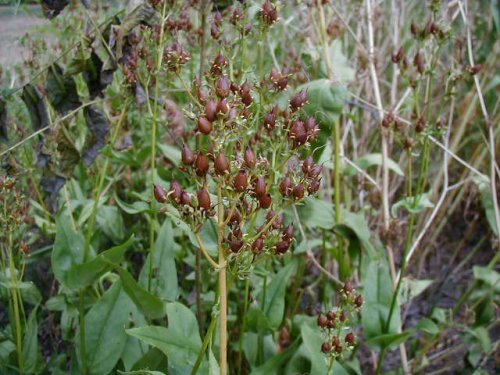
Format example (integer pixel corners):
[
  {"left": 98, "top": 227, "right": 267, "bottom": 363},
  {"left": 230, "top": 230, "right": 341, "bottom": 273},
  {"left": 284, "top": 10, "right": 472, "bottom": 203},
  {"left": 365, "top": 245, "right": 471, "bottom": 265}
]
[
  {"left": 301, "top": 324, "right": 328, "bottom": 375},
  {"left": 250, "top": 338, "right": 301, "bottom": 375},
  {"left": 158, "top": 143, "right": 181, "bottom": 166},
  {"left": 324, "top": 40, "right": 355, "bottom": 83},
  {"left": 82, "top": 106, "right": 110, "bottom": 165},
  {"left": 398, "top": 278, "right": 433, "bottom": 305},
  {"left": 51, "top": 216, "right": 86, "bottom": 289},
  {"left": 105, "top": 261, "right": 166, "bottom": 319},
  {"left": 114, "top": 193, "right": 151, "bottom": 214},
  {"left": 473, "top": 266, "right": 500, "bottom": 293},
  {"left": 391, "top": 193, "right": 434, "bottom": 218},
  {"left": 416, "top": 318, "right": 440, "bottom": 335},
  {"left": 126, "top": 303, "right": 202, "bottom": 374},
  {"left": 366, "top": 331, "right": 412, "bottom": 348},
  {"left": 334, "top": 210, "right": 376, "bottom": 262},
  {"left": 296, "top": 197, "right": 335, "bottom": 229},
  {"left": 45, "top": 64, "right": 81, "bottom": 115},
  {"left": 259, "top": 261, "right": 297, "bottom": 330},
  {"left": 67, "top": 235, "right": 134, "bottom": 290},
  {"left": 76, "top": 280, "right": 135, "bottom": 375},
  {"left": 362, "top": 262, "right": 402, "bottom": 349},
  {"left": 119, "top": 371, "right": 166, "bottom": 375},
  {"left": 139, "top": 218, "right": 178, "bottom": 301},
  {"left": 346, "top": 153, "right": 404, "bottom": 177},
  {"left": 21, "top": 84, "right": 49, "bottom": 131},
  {"left": 299, "top": 79, "right": 347, "bottom": 125},
  {"left": 474, "top": 176, "right": 499, "bottom": 235},
  {"left": 22, "top": 307, "right": 40, "bottom": 374}
]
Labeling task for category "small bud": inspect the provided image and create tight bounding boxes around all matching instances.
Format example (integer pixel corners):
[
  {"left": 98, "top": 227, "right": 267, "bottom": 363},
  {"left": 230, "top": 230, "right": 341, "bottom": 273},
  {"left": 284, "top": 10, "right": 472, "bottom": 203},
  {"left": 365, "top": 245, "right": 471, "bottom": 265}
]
[
  {"left": 308, "top": 179, "right": 321, "bottom": 195},
  {"left": 302, "top": 156, "right": 314, "bottom": 175},
  {"left": 230, "top": 239, "right": 244, "bottom": 253},
  {"left": 469, "top": 64, "right": 483, "bottom": 75},
  {"left": 215, "top": 75, "right": 230, "bottom": 98},
  {"left": 343, "top": 280, "right": 354, "bottom": 294},
  {"left": 211, "top": 54, "right": 228, "bottom": 76},
  {"left": 279, "top": 176, "right": 293, "bottom": 196},
  {"left": 326, "top": 310, "right": 336, "bottom": 321},
  {"left": 410, "top": 21, "right": 419, "bottom": 37},
  {"left": 354, "top": 294, "right": 364, "bottom": 308},
  {"left": 290, "top": 121, "right": 307, "bottom": 146},
  {"left": 182, "top": 144, "right": 195, "bottom": 165},
  {"left": 197, "top": 188, "right": 211, "bottom": 210},
  {"left": 261, "top": 0, "right": 278, "bottom": 26},
  {"left": 180, "top": 191, "right": 192, "bottom": 206},
  {"left": 317, "top": 314, "right": 328, "bottom": 328},
  {"left": 154, "top": 184, "right": 168, "bottom": 203},
  {"left": 214, "top": 153, "right": 230, "bottom": 175}
]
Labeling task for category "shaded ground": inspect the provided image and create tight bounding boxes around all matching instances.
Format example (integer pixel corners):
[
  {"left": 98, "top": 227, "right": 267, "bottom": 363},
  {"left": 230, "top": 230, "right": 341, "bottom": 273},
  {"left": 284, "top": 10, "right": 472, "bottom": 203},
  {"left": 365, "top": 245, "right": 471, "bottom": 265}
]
[{"left": 0, "top": 5, "right": 48, "bottom": 66}]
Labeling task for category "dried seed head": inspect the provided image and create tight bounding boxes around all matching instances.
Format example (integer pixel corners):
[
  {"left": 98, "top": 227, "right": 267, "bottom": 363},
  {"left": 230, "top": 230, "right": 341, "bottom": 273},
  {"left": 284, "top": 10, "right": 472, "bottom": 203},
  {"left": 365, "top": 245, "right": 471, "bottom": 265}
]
[
  {"left": 169, "top": 181, "right": 182, "bottom": 203},
  {"left": 215, "top": 75, "right": 230, "bottom": 98},
  {"left": 282, "top": 223, "right": 294, "bottom": 242},
  {"left": 290, "top": 90, "right": 308, "bottom": 111},
  {"left": 180, "top": 191, "right": 192, "bottom": 206},
  {"left": 354, "top": 294, "right": 364, "bottom": 308},
  {"left": 263, "top": 108, "right": 278, "bottom": 130},
  {"left": 210, "top": 22, "right": 220, "bottom": 39},
  {"left": 214, "top": 153, "right": 230, "bottom": 175},
  {"left": 275, "top": 239, "right": 290, "bottom": 253},
  {"left": 234, "top": 170, "right": 249, "bottom": 192},
  {"left": 261, "top": 0, "right": 278, "bottom": 26},
  {"left": 410, "top": 21, "right": 419, "bottom": 37},
  {"left": 469, "top": 64, "right": 483, "bottom": 75},
  {"left": 211, "top": 54, "right": 228, "bottom": 75},
  {"left": 198, "top": 117, "right": 213, "bottom": 135},
  {"left": 317, "top": 314, "right": 328, "bottom": 328},
  {"left": 195, "top": 151, "right": 210, "bottom": 176},
  {"left": 293, "top": 184, "right": 305, "bottom": 200},
  {"left": 342, "top": 280, "right": 354, "bottom": 294},
  {"left": 290, "top": 120, "right": 307, "bottom": 146},
  {"left": 182, "top": 144, "right": 195, "bottom": 165},
  {"left": 345, "top": 332, "right": 356, "bottom": 346},
  {"left": 217, "top": 99, "right": 229, "bottom": 115},
  {"left": 244, "top": 147, "right": 256, "bottom": 168},
  {"left": 252, "top": 237, "right": 265, "bottom": 254},
  {"left": 279, "top": 176, "right": 293, "bottom": 196},
  {"left": 326, "top": 310, "right": 336, "bottom": 321},
  {"left": 205, "top": 100, "right": 218, "bottom": 122},
  {"left": 253, "top": 177, "right": 267, "bottom": 198},
  {"left": 302, "top": 156, "right": 314, "bottom": 175},
  {"left": 414, "top": 51, "right": 425, "bottom": 74},
  {"left": 230, "top": 239, "right": 244, "bottom": 253},
  {"left": 197, "top": 188, "right": 211, "bottom": 210},
  {"left": 154, "top": 184, "right": 168, "bottom": 203},
  {"left": 321, "top": 342, "right": 332, "bottom": 354},
  {"left": 309, "top": 164, "right": 323, "bottom": 179},
  {"left": 307, "top": 179, "right": 321, "bottom": 195},
  {"left": 259, "top": 193, "right": 272, "bottom": 209}
]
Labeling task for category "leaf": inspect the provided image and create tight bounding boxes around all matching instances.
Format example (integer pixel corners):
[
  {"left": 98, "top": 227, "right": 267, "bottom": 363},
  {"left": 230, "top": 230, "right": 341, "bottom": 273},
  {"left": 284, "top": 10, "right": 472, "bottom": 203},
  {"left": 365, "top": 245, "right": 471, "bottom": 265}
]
[
  {"left": 366, "top": 331, "right": 412, "bottom": 348},
  {"left": 76, "top": 280, "right": 135, "bottom": 375},
  {"left": 139, "top": 219, "right": 178, "bottom": 301},
  {"left": 362, "top": 262, "right": 402, "bottom": 349},
  {"left": 126, "top": 303, "right": 202, "bottom": 374},
  {"left": 82, "top": 106, "right": 110, "bottom": 165},
  {"left": 0, "top": 96, "right": 7, "bottom": 142},
  {"left": 114, "top": 193, "right": 151, "bottom": 214},
  {"left": 416, "top": 318, "right": 440, "bottom": 335},
  {"left": 299, "top": 79, "right": 347, "bottom": 125},
  {"left": 301, "top": 325, "right": 328, "bottom": 375},
  {"left": 346, "top": 153, "right": 404, "bottom": 177},
  {"left": 22, "top": 307, "right": 39, "bottom": 374},
  {"left": 45, "top": 64, "right": 81, "bottom": 115},
  {"left": 250, "top": 338, "right": 301, "bottom": 375},
  {"left": 391, "top": 193, "right": 434, "bottom": 218},
  {"left": 398, "top": 278, "right": 433, "bottom": 305},
  {"left": 21, "top": 84, "right": 49, "bottom": 130},
  {"left": 119, "top": 371, "right": 166, "bottom": 375},
  {"left": 296, "top": 197, "right": 335, "bottom": 229},
  {"left": 40, "top": 0, "right": 70, "bottom": 19},
  {"left": 474, "top": 176, "right": 499, "bottom": 236},
  {"left": 259, "top": 261, "right": 297, "bottom": 330},
  {"left": 158, "top": 143, "right": 181, "bottom": 166},
  {"left": 473, "top": 266, "right": 500, "bottom": 293},
  {"left": 67, "top": 235, "right": 134, "bottom": 290},
  {"left": 326, "top": 40, "right": 355, "bottom": 83},
  {"left": 334, "top": 210, "right": 376, "bottom": 261},
  {"left": 51, "top": 216, "right": 86, "bottom": 289},
  {"left": 105, "top": 261, "right": 166, "bottom": 319}
]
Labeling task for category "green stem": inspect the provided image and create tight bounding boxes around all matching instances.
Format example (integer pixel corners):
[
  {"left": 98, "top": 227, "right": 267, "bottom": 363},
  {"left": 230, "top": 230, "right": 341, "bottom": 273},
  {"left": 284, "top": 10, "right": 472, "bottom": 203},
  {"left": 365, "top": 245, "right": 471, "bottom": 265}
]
[
  {"left": 237, "top": 278, "right": 250, "bottom": 375},
  {"left": 8, "top": 235, "right": 23, "bottom": 375},
  {"left": 191, "top": 314, "right": 218, "bottom": 375},
  {"left": 217, "top": 184, "right": 228, "bottom": 375}
]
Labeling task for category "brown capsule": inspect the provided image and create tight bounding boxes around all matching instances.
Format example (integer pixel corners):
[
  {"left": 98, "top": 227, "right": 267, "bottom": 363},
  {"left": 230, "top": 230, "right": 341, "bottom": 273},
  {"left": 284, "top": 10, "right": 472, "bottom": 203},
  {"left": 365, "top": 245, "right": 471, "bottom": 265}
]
[
  {"left": 197, "top": 87, "right": 208, "bottom": 104},
  {"left": 263, "top": 109, "right": 277, "bottom": 130},
  {"left": 282, "top": 223, "right": 294, "bottom": 242},
  {"left": 290, "top": 91, "right": 308, "bottom": 111},
  {"left": 414, "top": 51, "right": 425, "bottom": 74},
  {"left": 343, "top": 280, "right": 354, "bottom": 294},
  {"left": 214, "top": 10, "right": 223, "bottom": 26},
  {"left": 240, "top": 81, "right": 251, "bottom": 95},
  {"left": 469, "top": 64, "right": 483, "bottom": 75},
  {"left": 354, "top": 294, "right": 364, "bottom": 308},
  {"left": 392, "top": 46, "right": 405, "bottom": 64},
  {"left": 215, "top": 75, "right": 230, "bottom": 98},
  {"left": 210, "top": 22, "right": 220, "bottom": 39},
  {"left": 259, "top": 193, "right": 272, "bottom": 209},
  {"left": 217, "top": 99, "right": 229, "bottom": 115},
  {"left": 230, "top": 239, "right": 244, "bottom": 253},
  {"left": 275, "top": 239, "right": 290, "bottom": 254},
  {"left": 338, "top": 310, "right": 347, "bottom": 322},
  {"left": 273, "top": 213, "right": 284, "bottom": 229},
  {"left": 410, "top": 21, "right": 419, "bottom": 36},
  {"left": 240, "top": 92, "right": 253, "bottom": 107},
  {"left": 214, "top": 153, "right": 230, "bottom": 175},
  {"left": 305, "top": 117, "right": 317, "bottom": 133},
  {"left": 197, "top": 188, "right": 211, "bottom": 210},
  {"left": 290, "top": 121, "right": 307, "bottom": 146},
  {"left": 317, "top": 314, "right": 328, "bottom": 328},
  {"left": 261, "top": 0, "right": 278, "bottom": 25},
  {"left": 198, "top": 117, "right": 213, "bottom": 135},
  {"left": 253, "top": 177, "right": 267, "bottom": 198},
  {"left": 230, "top": 81, "right": 240, "bottom": 93},
  {"left": 326, "top": 311, "right": 336, "bottom": 321},
  {"left": 302, "top": 156, "right": 314, "bottom": 175},
  {"left": 293, "top": 184, "right": 305, "bottom": 200},
  {"left": 309, "top": 164, "right": 323, "bottom": 179},
  {"left": 211, "top": 54, "right": 228, "bottom": 75},
  {"left": 234, "top": 170, "right": 249, "bottom": 192},
  {"left": 335, "top": 344, "right": 343, "bottom": 354},
  {"left": 195, "top": 151, "right": 210, "bottom": 176},
  {"left": 279, "top": 176, "right": 292, "bottom": 197},
  {"left": 182, "top": 144, "right": 195, "bottom": 165},
  {"left": 205, "top": 100, "right": 218, "bottom": 122},
  {"left": 403, "top": 138, "right": 413, "bottom": 150},
  {"left": 307, "top": 179, "right": 321, "bottom": 195},
  {"left": 244, "top": 147, "right": 256, "bottom": 168},
  {"left": 154, "top": 184, "right": 168, "bottom": 203},
  {"left": 169, "top": 181, "right": 182, "bottom": 203},
  {"left": 321, "top": 342, "right": 332, "bottom": 354},
  {"left": 252, "top": 237, "right": 265, "bottom": 254},
  {"left": 415, "top": 116, "right": 426, "bottom": 133},
  {"left": 180, "top": 191, "right": 192, "bottom": 206},
  {"left": 345, "top": 332, "right": 356, "bottom": 346}
]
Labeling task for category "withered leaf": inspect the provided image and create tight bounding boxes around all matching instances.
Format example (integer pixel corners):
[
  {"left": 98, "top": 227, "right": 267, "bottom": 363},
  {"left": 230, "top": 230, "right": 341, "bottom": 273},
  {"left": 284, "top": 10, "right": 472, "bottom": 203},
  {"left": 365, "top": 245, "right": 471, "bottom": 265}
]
[
  {"left": 46, "top": 64, "right": 81, "bottom": 115},
  {"left": 21, "top": 85, "right": 49, "bottom": 130},
  {"left": 83, "top": 106, "right": 110, "bottom": 165}
]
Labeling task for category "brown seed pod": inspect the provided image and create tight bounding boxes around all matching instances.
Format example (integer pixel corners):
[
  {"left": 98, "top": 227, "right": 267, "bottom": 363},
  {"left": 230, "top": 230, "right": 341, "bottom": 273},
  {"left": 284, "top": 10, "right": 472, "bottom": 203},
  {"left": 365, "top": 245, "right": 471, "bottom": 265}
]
[
  {"left": 275, "top": 239, "right": 290, "bottom": 254},
  {"left": 469, "top": 64, "right": 483, "bottom": 75},
  {"left": 195, "top": 151, "right": 210, "bottom": 176},
  {"left": 205, "top": 100, "right": 218, "bottom": 122},
  {"left": 414, "top": 51, "right": 425, "bottom": 74},
  {"left": 410, "top": 21, "right": 419, "bottom": 37},
  {"left": 214, "top": 153, "right": 230, "bottom": 175},
  {"left": 215, "top": 75, "right": 230, "bottom": 98},
  {"left": 321, "top": 342, "right": 332, "bottom": 354},
  {"left": 354, "top": 294, "right": 364, "bottom": 308},
  {"left": 335, "top": 344, "right": 343, "bottom": 354},
  {"left": 244, "top": 147, "right": 256, "bottom": 168},
  {"left": 302, "top": 156, "right": 314, "bottom": 175},
  {"left": 279, "top": 176, "right": 293, "bottom": 196},
  {"left": 234, "top": 170, "right": 249, "bottom": 192},
  {"left": 230, "top": 239, "right": 244, "bottom": 253},
  {"left": 253, "top": 177, "right": 267, "bottom": 198},
  {"left": 180, "top": 191, "right": 192, "bottom": 206},
  {"left": 217, "top": 99, "right": 229, "bottom": 115},
  {"left": 309, "top": 165, "right": 323, "bottom": 179},
  {"left": 169, "top": 181, "right": 182, "bottom": 203},
  {"left": 182, "top": 144, "right": 195, "bottom": 165},
  {"left": 261, "top": 0, "right": 278, "bottom": 26},
  {"left": 197, "top": 87, "right": 208, "bottom": 104},
  {"left": 197, "top": 188, "right": 211, "bottom": 210},
  {"left": 154, "top": 184, "right": 168, "bottom": 203},
  {"left": 338, "top": 310, "right": 347, "bottom": 322},
  {"left": 290, "top": 90, "right": 308, "bottom": 111},
  {"left": 345, "top": 332, "right": 356, "bottom": 346},
  {"left": 327, "top": 311, "right": 336, "bottom": 321},
  {"left": 251, "top": 237, "right": 265, "bottom": 254},
  {"left": 342, "top": 280, "right": 354, "bottom": 294},
  {"left": 317, "top": 314, "right": 328, "bottom": 328},
  {"left": 210, "top": 22, "right": 220, "bottom": 39},
  {"left": 259, "top": 193, "right": 272, "bottom": 209},
  {"left": 211, "top": 54, "right": 228, "bottom": 75},
  {"left": 263, "top": 108, "right": 278, "bottom": 130},
  {"left": 198, "top": 117, "right": 213, "bottom": 135},
  {"left": 290, "top": 121, "right": 307, "bottom": 146},
  {"left": 293, "top": 184, "right": 305, "bottom": 200},
  {"left": 282, "top": 223, "right": 294, "bottom": 242},
  {"left": 307, "top": 179, "right": 321, "bottom": 195}
]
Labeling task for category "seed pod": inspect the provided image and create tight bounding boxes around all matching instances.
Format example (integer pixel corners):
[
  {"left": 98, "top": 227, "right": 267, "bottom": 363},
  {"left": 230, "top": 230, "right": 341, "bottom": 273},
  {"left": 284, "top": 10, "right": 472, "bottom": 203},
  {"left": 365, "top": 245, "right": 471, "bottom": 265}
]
[
  {"left": 215, "top": 75, "right": 230, "bottom": 98},
  {"left": 309, "top": 164, "right": 323, "bottom": 179},
  {"left": 154, "top": 184, "right": 168, "bottom": 203},
  {"left": 307, "top": 179, "right": 321, "bottom": 195},
  {"left": 180, "top": 191, "right": 192, "bottom": 206},
  {"left": 205, "top": 100, "right": 218, "bottom": 122},
  {"left": 469, "top": 64, "right": 483, "bottom": 75},
  {"left": 282, "top": 223, "right": 294, "bottom": 242},
  {"left": 293, "top": 184, "right": 305, "bottom": 200},
  {"left": 230, "top": 81, "right": 240, "bottom": 93},
  {"left": 261, "top": 0, "right": 278, "bottom": 25},
  {"left": 338, "top": 310, "right": 347, "bottom": 322},
  {"left": 302, "top": 156, "right": 314, "bottom": 175},
  {"left": 259, "top": 193, "right": 272, "bottom": 209},
  {"left": 169, "top": 181, "right": 182, "bottom": 202},
  {"left": 252, "top": 237, "right": 265, "bottom": 254},
  {"left": 226, "top": 209, "right": 241, "bottom": 225},
  {"left": 231, "top": 7, "right": 243, "bottom": 25},
  {"left": 317, "top": 314, "right": 328, "bottom": 328},
  {"left": 182, "top": 144, "right": 195, "bottom": 165},
  {"left": 345, "top": 333, "right": 356, "bottom": 346},
  {"left": 198, "top": 117, "right": 213, "bottom": 135},
  {"left": 253, "top": 177, "right": 267, "bottom": 198},
  {"left": 214, "top": 153, "right": 230, "bottom": 174},
  {"left": 244, "top": 147, "right": 256, "bottom": 168},
  {"left": 414, "top": 51, "right": 425, "bottom": 74},
  {"left": 275, "top": 239, "right": 290, "bottom": 253},
  {"left": 332, "top": 336, "right": 340, "bottom": 347},
  {"left": 230, "top": 239, "right": 244, "bottom": 253},
  {"left": 211, "top": 54, "right": 228, "bottom": 75},
  {"left": 197, "top": 87, "right": 208, "bottom": 104},
  {"left": 195, "top": 151, "right": 209, "bottom": 176},
  {"left": 354, "top": 294, "right": 364, "bottom": 308},
  {"left": 335, "top": 344, "right": 343, "bottom": 354},
  {"left": 321, "top": 342, "right": 332, "bottom": 354},
  {"left": 217, "top": 99, "right": 229, "bottom": 115},
  {"left": 263, "top": 109, "right": 277, "bottom": 130},
  {"left": 214, "top": 10, "right": 223, "bottom": 26},
  {"left": 197, "top": 188, "right": 211, "bottom": 210},
  {"left": 403, "top": 138, "right": 413, "bottom": 150},
  {"left": 234, "top": 170, "right": 249, "bottom": 192},
  {"left": 343, "top": 280, "right": 354, "bottom": 294},
  {"left": 290, "top": 121, "right": 307, "bottom": 146},
  {"left": 240, "top": 92, "right": 253, "bottom": 107},
  {"left": 240, "top": 81, "right": 251, "bottom": 95},
  {"left": 392, "top": 46, "right": 405, "bottom": 64},
  {"left": 290, "top": 91, "right": 308, "bottom": 111},
  {"left": 279, "top": 176, "right": 292, "bottom": 196},
  {"left": 273, "top": 213, "right": 284, "bottom": 228},
  {"left": 326, "top": 310, "right": 336, "bottom": 321},
  {"left": 210, "top": 22, "right": 220, "bottom": 39},
  {"left": 410, "top": 21, "right": 419, "bottom": 37},
  {"left": 415, "top": 116, "right": 426, "bottom": 133}
]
